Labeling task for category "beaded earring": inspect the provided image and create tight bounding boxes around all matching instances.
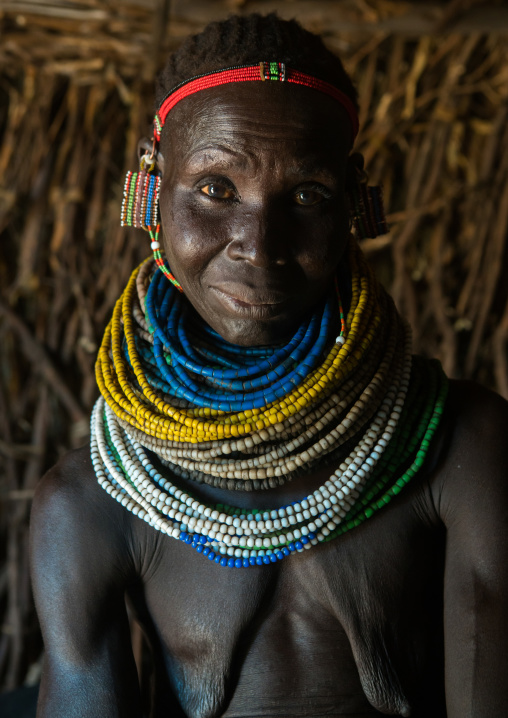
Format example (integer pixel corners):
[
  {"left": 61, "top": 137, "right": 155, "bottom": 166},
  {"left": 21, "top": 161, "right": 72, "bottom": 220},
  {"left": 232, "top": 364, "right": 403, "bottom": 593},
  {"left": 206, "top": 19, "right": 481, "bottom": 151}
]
[
  {"left": 347, "top": 166, "right": 389, "bottom": 240},
  {"left": 120, "top": 150, "right": 183, "bottom": 292}
]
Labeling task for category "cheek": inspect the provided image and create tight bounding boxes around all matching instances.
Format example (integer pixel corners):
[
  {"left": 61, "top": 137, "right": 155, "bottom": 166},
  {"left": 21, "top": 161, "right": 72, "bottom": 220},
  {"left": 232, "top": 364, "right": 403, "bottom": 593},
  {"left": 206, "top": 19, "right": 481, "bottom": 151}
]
[
  {"left": 289, "top": 203, "right": 349, "bottom": 278},
  {"left": 159, "top": 187, "right": 227, "bottom": 277},
  {"left": 159, "top": 181, "right": 349, "bottom": 285}
]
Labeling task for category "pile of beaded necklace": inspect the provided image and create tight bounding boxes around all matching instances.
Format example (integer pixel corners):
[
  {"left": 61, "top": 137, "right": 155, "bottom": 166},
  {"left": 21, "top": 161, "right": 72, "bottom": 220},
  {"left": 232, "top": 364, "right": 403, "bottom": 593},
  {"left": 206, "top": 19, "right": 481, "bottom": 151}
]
[{"left": 91, "top": 238, "right": 448, "bottom": 568}]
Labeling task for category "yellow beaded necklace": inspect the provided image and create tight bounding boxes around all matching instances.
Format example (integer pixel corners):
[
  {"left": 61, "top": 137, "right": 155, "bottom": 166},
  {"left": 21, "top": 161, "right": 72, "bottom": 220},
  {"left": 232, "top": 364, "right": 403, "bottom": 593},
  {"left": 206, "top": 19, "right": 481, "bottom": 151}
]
[
  {"left": 90, "top": 237, "right": 448, "bottom": 565},
  {"left": 96, "top": 239, "right": 381, "bottom": 444}
]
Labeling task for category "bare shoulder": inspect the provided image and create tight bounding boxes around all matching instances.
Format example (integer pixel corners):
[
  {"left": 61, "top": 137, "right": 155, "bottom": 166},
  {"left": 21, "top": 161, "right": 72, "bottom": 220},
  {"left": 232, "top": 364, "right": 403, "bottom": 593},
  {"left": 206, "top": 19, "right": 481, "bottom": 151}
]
[
  {"left": 31, "top": 450, "right": 145, "bottom": 717},
  {"left": 432, "top": 379, "right": 508, "bottom": 527},
  {"left": 446, "top": 378, "right": 508, "bottom": 437},
  {"left": 30, "top": 445, "right": 136, "bottom": 593},
  {"left": 33, "top": 444, "right": 124, "bottom": 539},
  {"left": 34, "top": 444, "right": 102, "bottom": 513}
]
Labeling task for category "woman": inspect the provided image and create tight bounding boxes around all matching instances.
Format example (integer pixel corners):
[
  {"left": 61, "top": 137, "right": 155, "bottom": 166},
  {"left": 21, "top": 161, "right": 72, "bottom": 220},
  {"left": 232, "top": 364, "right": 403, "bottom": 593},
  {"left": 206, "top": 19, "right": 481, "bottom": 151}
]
[{"left": 30, "top": 14, "right": 508, "bottom": 718}]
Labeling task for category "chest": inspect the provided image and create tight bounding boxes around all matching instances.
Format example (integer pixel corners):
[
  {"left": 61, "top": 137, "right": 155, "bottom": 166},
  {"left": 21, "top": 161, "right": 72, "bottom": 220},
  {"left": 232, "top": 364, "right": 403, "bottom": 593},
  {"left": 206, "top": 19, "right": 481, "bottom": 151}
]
[{"left": 128, "top": 487, "right": 446, "bottom": 717}]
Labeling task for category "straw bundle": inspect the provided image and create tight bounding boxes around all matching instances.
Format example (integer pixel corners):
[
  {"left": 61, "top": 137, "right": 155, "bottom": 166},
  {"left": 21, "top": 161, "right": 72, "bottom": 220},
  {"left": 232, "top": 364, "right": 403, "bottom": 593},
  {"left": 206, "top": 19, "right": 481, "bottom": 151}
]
[{"left": 0, "top": 0, "right": 507, "bottom": 694}]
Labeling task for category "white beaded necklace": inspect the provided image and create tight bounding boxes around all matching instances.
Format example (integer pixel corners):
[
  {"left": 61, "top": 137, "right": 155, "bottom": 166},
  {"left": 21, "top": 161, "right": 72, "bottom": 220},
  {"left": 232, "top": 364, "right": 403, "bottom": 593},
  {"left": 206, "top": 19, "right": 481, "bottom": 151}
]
[
  {"left": 91, "top": 323, "right": 412, "bottom": 560},
  {"left": 90, "top": 242, "right": 448, "bottom": 568}
]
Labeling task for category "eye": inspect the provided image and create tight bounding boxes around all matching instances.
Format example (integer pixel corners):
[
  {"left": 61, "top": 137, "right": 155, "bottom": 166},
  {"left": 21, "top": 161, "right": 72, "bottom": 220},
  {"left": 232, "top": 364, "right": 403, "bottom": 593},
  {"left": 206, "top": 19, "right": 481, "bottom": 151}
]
[
  {"left": 200, "top": 182, "right": 236, "bottom": 200},
  {"left": 293, "top": 189, "right": 326, "bottom": 206}
]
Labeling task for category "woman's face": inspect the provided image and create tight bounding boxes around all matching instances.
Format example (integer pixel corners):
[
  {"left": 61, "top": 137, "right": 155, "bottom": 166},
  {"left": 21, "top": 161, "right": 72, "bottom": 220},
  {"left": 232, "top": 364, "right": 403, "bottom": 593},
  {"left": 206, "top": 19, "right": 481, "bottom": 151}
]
[{"left": 158, "top": 82, "right": 352, "bottom": 346}]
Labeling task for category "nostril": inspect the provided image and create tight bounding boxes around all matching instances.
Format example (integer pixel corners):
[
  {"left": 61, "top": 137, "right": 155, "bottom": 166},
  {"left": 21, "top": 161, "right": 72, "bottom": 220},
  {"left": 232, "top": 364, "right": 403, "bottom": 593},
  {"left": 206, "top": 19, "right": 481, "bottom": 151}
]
[
  {"left": 228, "top": 241, "right": 288, "bottom": 267},
  {"left": 227, "top": 233, "right": 288, "bottom": 267},
  {"left": 226, "top": 207, "right": 291, "bottom": 267}
]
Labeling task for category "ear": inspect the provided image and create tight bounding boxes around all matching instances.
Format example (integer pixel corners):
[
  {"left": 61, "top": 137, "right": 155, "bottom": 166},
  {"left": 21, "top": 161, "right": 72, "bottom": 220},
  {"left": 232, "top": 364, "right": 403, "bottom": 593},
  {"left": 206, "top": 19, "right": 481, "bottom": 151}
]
[
  {"left": 345, "top": 152, "right": 365, "bottom": 189},
  {"left": 137, "top": 136, "right": 165, "bottom": 175},
  {"left": 345, "top": 152, "right": 389, "bottom": 239}
]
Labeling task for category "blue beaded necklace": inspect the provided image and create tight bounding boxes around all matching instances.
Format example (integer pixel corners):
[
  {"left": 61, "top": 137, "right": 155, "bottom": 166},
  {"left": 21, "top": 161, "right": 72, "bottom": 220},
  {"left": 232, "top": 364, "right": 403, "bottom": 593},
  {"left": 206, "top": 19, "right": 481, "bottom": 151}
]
[
  {"left": 91, "top": 245, "right": 449, "bottom": 568},
  {"left": 140, "top": 266, "right": 338, "bottom": 411}
]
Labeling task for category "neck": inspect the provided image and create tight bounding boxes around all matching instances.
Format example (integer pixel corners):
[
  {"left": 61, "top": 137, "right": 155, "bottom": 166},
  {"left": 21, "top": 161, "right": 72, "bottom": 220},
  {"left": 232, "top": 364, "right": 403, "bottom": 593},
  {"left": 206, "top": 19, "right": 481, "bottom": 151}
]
[{"left": 90, "top": 236, "right": 449, "bottom": 569}]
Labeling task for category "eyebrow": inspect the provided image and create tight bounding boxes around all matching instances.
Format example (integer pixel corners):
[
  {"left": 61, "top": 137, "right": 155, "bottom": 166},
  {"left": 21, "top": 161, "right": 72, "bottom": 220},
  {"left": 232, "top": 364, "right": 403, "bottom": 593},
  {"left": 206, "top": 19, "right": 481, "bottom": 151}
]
[
  {"left": 286, "top": 161, "right": 340, "bottom": 184},
  {"left": 183, "top": 143, "right": 343, "bottom": 184},
  {"left": 184, "top": 144, "right": 250, "bottom": 173}
]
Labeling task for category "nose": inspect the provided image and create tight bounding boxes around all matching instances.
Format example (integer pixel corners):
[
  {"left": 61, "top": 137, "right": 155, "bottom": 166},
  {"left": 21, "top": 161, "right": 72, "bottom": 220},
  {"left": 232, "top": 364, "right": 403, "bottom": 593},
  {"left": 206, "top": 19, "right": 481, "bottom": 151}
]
[{"left": 226, "top": 204, "right": 289, "bottom": 268}]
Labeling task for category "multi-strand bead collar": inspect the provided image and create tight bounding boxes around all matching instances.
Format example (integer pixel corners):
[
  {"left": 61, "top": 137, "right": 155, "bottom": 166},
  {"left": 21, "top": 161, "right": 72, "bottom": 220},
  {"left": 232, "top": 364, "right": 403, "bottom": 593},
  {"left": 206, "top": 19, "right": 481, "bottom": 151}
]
[{"left": 91, "top": 239, "right": 448, "bottom": 567}]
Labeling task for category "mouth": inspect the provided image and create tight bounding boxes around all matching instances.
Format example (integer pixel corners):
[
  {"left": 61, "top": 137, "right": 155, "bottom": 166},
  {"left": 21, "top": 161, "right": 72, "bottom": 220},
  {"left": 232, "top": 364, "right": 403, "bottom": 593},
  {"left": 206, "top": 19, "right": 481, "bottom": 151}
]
[{"left": 209, "top": 285, "right": 292, "bottom": 317}]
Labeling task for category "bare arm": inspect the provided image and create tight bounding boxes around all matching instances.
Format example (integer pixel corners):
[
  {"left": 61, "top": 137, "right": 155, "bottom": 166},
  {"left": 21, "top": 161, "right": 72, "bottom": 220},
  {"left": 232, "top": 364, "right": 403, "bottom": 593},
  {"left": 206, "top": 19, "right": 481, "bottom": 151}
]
[
  {"left": 438, "top": 382, "right": 508, "bottom": 717},
  {"left": 30, "top": 447, "right": 143, "bottom": 718}
]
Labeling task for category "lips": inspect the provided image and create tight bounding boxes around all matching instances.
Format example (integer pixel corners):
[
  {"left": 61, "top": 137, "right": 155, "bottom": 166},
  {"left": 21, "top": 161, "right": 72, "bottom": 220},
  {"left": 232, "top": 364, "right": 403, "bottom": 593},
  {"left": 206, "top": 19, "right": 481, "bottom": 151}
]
[
  {"left": 210, "top": 280, "right": 294, "bottom": 305},
  {"left": 209, "top": 284, "right": 293, "bottom": 317}
]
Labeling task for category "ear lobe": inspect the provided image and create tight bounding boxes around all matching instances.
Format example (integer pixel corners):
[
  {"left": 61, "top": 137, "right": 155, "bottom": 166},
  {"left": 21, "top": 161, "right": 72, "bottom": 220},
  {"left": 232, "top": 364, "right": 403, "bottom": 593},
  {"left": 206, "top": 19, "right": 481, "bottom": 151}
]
[
  {"left": 137, "top": 137, "right": 165, "bottom": 175},
  {"left": 137, "top": 136, "right": 152, "bottom": 159}
]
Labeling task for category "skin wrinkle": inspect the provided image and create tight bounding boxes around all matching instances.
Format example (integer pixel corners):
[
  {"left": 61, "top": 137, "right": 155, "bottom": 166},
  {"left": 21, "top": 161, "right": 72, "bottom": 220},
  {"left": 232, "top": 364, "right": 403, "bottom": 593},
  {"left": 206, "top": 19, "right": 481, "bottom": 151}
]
[
  {"left": 404, "top": 394, "right": 454, "bottom": 531},
  {"left": 287, "top": 538, "right": 411, "bottom": 715},
  {"left": 299, "top": 490, "right": 443, "bottom": 716},
  {"left": 339, "top": 591, "right": 409, "bottom": 716},
  {"left": 131, "top": 516, "right": 166, "bottom": 583},
  {"left": 225, "top": 571, "right": 370, "bottom": 717},
  {"left": 166, "top": 570, "right": 279, "bottom": 718},
  {"left": 161, "top": 83, "right": 353, "bottom": 158},
  {"left": 219, "top": 573, "right": 282, "bottom": 714},
  {"left": 156, "top": 84, "right": 351, "bottom": 347},
  {"left": 185, "top": 148, "right": 251, "bottom": 178}
]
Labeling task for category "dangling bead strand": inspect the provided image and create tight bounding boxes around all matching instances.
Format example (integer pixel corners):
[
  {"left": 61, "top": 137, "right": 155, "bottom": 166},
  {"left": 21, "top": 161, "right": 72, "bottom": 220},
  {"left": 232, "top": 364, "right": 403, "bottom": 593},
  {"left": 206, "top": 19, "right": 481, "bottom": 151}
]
[{"left": 149, "top": 225, "right": 183, "bottom": 292}]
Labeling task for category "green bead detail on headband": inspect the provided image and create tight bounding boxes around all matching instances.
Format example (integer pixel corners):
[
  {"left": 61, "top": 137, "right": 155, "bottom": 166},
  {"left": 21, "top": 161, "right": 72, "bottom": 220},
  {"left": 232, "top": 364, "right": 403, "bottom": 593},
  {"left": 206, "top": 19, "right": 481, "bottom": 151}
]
[{"left": 260, "top": 61, "right": 287, "bottom": 81}]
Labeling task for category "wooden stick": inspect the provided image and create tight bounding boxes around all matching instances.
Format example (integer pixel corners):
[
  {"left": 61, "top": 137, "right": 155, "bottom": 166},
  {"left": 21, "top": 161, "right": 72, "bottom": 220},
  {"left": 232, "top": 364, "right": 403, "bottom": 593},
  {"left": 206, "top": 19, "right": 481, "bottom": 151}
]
[{"left": 0, "top": 302, "right": 86, "bottom": 423}]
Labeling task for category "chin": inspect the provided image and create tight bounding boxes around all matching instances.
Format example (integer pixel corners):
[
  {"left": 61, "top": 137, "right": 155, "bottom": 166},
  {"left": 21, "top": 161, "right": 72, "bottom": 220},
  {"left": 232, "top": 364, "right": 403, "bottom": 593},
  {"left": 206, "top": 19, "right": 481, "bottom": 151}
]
[
  {"left": 210, "top": 315, "right": 300, "bottom": 347},
  {"left": 185, "top": 283, "right": 329, "bottom": 347}
]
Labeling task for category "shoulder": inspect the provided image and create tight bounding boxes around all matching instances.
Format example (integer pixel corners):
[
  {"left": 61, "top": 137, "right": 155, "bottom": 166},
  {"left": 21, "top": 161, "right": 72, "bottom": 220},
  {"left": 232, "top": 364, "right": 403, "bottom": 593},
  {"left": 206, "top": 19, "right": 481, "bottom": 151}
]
[
  {"left": 30, "top": 444, "right": 136, "bottom": 587},
  {"left": 446, "top": 378, "right": 508, "bottom": 442},
  {"left": 33, "top": 444, "right": 122, "bottom": 535},
  {"left": 432, "top": 379, "right": 508, "bottom": 528},
  {"left": 31, "top": 447, "right": 145, "bottom": 715},
  {"left": 34, "top": 444, "right": 99, "bottom": 507}
]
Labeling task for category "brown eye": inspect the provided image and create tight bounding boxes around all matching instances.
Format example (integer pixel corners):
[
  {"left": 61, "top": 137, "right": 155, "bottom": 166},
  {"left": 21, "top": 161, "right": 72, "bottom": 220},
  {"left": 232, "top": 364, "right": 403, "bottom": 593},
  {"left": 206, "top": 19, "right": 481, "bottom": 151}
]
[
  {"left": 200, "top": 183, "right": 235, "bottom": 200},
  {"left": 294, "top": 190, "right": 323, "bottom": 206}
]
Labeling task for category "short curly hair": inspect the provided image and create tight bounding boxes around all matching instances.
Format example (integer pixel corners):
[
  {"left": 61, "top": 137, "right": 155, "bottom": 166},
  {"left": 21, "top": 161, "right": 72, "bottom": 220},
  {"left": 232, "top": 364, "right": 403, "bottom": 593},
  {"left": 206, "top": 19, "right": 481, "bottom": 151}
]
[{"left": 155, "top": 13, "right": 358, "bottom": 111}]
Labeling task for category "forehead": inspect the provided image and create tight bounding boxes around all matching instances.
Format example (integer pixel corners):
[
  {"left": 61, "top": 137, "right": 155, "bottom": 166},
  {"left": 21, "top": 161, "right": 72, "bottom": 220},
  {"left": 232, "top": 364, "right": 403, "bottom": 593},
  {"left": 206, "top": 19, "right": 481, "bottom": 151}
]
[{"left": 161, "top": 82, "right": 352, "bottom": 170}]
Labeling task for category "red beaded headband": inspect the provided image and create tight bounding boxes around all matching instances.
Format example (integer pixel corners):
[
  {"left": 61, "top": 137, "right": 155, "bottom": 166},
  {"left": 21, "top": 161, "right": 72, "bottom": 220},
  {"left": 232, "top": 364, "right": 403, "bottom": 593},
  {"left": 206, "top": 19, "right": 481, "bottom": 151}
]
[{"left": 153, "top": 62, "right": 359, "bottom": 145}]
